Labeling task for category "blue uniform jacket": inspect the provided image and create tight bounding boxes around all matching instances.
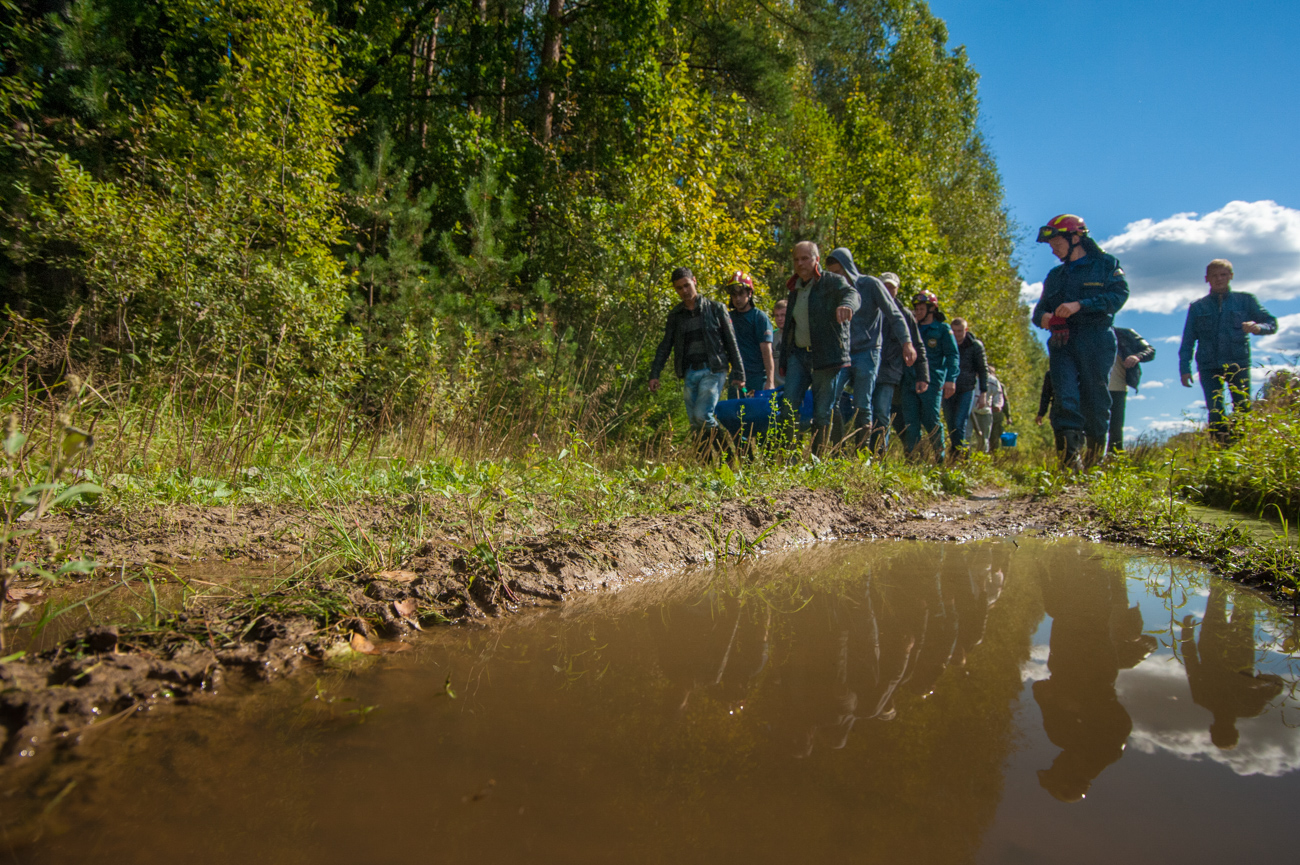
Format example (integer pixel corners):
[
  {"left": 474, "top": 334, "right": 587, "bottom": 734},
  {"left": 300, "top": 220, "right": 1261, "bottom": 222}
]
[
  {"left": 1177, "top": 291, "right": 1278, "bottom": 374},
  {"left": 1032, "top": 252, "right": 1130, "bottom": 331},
  {"left": 906, "top": 319, "right": 960, "bottom": 387}
]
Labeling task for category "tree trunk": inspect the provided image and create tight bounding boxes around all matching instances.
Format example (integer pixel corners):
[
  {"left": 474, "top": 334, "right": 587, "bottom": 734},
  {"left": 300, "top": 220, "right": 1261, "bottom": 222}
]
[{"left": 537, "top": 0, "right": 563, "bottom": 142}]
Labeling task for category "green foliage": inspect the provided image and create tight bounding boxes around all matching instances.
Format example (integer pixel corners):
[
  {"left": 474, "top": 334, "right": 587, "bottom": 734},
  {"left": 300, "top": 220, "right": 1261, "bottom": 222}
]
[{"left": 1, "top": 0, "right": 1040, "bottom": 446}]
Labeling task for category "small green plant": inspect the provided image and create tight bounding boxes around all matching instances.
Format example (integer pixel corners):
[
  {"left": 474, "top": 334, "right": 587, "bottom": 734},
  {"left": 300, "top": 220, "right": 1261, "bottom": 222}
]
[{"left": 1, "top": 385, "right": 102, "bottom": 653}]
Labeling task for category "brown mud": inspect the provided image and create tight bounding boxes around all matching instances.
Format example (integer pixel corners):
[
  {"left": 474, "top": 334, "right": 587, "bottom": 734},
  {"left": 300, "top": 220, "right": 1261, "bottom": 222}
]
[{"left": 1, "top": 487, "right": 1071, "bottom": 770}]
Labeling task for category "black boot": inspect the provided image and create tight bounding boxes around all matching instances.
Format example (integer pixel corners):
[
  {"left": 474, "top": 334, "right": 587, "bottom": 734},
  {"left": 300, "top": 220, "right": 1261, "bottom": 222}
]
[
  {"left": 1083, "top": 436, "right": 1105, "bottom": 468},
  {"left": 1062, "top": 430, "right": 1084, "bottom": 472}
]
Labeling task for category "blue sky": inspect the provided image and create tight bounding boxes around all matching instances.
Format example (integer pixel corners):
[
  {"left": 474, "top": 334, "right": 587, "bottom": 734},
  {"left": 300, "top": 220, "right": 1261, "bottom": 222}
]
[{"left": 926, "top": 0, "right": 1300, "bottom": 435}]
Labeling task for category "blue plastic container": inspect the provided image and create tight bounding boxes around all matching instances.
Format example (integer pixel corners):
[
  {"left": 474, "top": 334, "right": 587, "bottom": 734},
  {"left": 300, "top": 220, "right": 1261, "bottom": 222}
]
[
  {"left": 999, "top": 431, "right": 1018, "bottom": 448},
  {"left": 714, "top": 388, "right": 813, "bottom": 435}
]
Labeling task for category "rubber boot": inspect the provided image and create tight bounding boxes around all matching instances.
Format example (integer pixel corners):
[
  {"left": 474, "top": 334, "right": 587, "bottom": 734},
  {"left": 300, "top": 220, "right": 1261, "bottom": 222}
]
[
  {"left": 1061, "top": 430, "right": 1084, "bottom": 472},
  {"left": 1083, "top": 436, "right": 1105, "bottom": 469}
]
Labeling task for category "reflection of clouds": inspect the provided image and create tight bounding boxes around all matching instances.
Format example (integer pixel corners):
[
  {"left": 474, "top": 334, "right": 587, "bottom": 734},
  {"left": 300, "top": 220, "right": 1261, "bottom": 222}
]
[
  {"left": 1119, "top": 654, "right": 1300, "bottom": 778},
  {"left": 1020, "top": 644, "right": 1051, "bottom": 683}
]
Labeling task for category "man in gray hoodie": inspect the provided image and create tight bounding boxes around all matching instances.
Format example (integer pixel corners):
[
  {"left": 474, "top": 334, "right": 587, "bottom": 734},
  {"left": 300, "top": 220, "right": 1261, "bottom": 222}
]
[
  {"left": 869, "top": 273, "right": 929, "bottom": 454},
  {"left": 825, "top": 247, "right": 914, "bottom": 451}
]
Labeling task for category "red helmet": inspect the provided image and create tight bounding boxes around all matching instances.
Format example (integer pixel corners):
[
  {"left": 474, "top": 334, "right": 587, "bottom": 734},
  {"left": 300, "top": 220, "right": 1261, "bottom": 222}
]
[
  {"left": 724, "top": 270, "right": 754, "bottom": 292},
  {"left": 1036, "top": 214, "right": 1088, "bottom": 243},
  {"left": 912, "top": 290, "right": 939, "bottom": 307}
]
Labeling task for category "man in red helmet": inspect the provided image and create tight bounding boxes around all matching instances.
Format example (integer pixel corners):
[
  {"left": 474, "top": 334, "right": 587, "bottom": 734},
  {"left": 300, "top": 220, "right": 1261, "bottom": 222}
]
[
  {"left": 1032, "top": 214, "right": 1130, "bottom": 468},
  {"left": 725, "top": 271, "right": 776, "bottom": 399}
]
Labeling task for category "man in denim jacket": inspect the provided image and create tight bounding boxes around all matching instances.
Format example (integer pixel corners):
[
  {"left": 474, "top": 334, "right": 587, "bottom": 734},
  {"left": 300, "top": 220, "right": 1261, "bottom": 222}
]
[{"left": 1178, "top": 259, "right": 1278, "bottom": 443}]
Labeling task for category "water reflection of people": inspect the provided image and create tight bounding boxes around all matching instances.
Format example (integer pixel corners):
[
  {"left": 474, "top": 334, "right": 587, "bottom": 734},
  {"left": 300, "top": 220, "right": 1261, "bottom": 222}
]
[
  {"left": 653, "top": 592, "right": 745, "bottom": 712},
  {"left": 769, "top": 593, "right": 858, "bottom": 758},
  {"left": 1034, "top": 559, "right": 1155, "bottom": 802},
  {"left": 1180, "top": 584, "right": 1284, "bottom": 749}
]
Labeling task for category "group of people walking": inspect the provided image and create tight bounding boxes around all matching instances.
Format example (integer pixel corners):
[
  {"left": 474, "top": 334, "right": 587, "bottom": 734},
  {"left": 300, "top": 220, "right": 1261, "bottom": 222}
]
[
  {"left": 647, "top": 241, "right": 1008, "bottom": 462},
  {"left": 650, "top": 215, "right": 1281, "bottom": 466}
]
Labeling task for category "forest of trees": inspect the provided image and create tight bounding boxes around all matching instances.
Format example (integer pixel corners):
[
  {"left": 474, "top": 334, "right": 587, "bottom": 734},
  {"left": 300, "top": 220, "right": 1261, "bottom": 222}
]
[{"left": 0, "top": 0, "right": 1043, "bottom": 447}]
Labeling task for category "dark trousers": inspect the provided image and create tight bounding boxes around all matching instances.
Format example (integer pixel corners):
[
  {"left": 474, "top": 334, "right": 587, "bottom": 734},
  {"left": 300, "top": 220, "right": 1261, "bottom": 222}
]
[
  {"left": 1199, "top": 365, "right": 1251, "bottom": 442},
  {"left": 1107, "top": 389, "right": 1126, "bottom": 451},
  {"left": 942, "top": 389, "right": 977, "bottom": 455},
  {"left": 1049, "top": 326, "right": 1117, "bottom": 444}
]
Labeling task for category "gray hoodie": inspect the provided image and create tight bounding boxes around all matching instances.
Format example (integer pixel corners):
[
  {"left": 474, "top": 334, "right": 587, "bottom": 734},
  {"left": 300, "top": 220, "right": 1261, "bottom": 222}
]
[{"left": 827, "top": 248, "right": 910, "bottom": 355}]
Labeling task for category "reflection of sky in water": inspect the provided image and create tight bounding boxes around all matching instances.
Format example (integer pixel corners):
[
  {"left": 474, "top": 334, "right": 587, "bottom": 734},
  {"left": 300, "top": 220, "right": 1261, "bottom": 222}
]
[
  {"left": 1017, "top": 553, "right": 1300, "bottom": 778},
  {"left": 1121, "top": 654, "right": 1300, "bottom": 777}
]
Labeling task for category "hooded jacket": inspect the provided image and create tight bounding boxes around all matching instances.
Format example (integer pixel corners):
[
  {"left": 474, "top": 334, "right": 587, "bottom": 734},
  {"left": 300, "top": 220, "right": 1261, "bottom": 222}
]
[
  {"left": 780, "top": 266, "right": 861, "bottom": 371},
  {"left": 826, "top": 248, "right": 910, "bottom": 355},
  {"left": 1177, "top": 290, "right": 1277, "bottom": 375}
]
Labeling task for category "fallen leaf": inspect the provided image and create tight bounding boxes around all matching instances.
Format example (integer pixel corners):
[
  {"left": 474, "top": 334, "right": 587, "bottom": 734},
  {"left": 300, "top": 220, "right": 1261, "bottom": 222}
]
[
  {"left": 376, "top": 642, "right": 413, "bottom": 654},
  {"left": 350, "top": 632, "right": 377, "bottom": 654},
  {"left": 393, "top": 598, "right": 417, "bottom": 618},
  {"left": 374, "top": 570, "right": 419, "bottom": 583},
  {"left": 4, "top": 585, "right": 44, "bottom": 603}
]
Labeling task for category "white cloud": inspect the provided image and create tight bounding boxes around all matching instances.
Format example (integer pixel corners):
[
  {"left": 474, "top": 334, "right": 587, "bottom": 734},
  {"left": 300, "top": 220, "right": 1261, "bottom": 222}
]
[
  {"left": 1143, "top": 380, "right": 1166, "bottom": 389},
  {"left": 1129, "top": 394, "right": 1146, "bottom": 401},
  {"left": 1020, "top": 280, "right": 1043, "bottom": 306},
  {"left": 1149, "top": 418, "right": 1200, "bottom": 435},
  {"left": 1102, "top": 200, "right": 1300, "bottom": 314},
  {"left": 1158, "top": 335, "right": 1183, "bottom": 345},
  {"left": 1186, "top": 400, "right": 1206, "bottom": 409},
  {"left": 1257, "top": 313, "right": 1300, "bottom": 355}
]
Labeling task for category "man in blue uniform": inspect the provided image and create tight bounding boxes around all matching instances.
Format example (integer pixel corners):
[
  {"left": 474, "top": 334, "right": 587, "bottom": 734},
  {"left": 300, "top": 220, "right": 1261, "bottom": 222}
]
[
  {"left": 724, "top": 271, "right": 775, "bottom": 399},
  {"left": 1032, "top": 214, "right": 1130, "bottom": 469},
  {"left": 1178, "top": 259, "right": 1278, "bottom": 444},
  {"left": 900, "top": 290, "right": 959, "bottom": 463}
]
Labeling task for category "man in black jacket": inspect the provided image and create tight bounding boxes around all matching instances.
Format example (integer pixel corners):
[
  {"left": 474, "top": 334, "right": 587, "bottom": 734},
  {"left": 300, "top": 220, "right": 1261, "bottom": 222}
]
[
  {"left": 649, "top": 267, "right": 745, "bottom": 436},
  {"left": 869, "top": 273, "right": 929, "bottom": 455},
  {"left": 778, "top": 241, "right": 861, "bottom": 455},
  {"left": 1107, "top": 327, "right": 1155, "bottom": 452},
  {"left": 943, "top": 317, "right": 989, "bottom": 458}
]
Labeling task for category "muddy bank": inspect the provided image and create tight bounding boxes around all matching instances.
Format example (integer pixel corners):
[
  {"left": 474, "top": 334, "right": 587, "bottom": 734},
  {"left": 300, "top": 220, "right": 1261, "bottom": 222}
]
[{"left": 1, "top": 487, "right": 1069, "bottom": 769}]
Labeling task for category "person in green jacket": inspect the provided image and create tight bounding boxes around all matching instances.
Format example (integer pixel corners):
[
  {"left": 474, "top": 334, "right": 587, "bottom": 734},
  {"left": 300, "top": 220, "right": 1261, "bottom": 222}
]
[
  {"left": 776, "top": 241, "right": 860, "bottom": 455},
  {"left": 900, "top": 290, "right": 959, "bottom": 462}
]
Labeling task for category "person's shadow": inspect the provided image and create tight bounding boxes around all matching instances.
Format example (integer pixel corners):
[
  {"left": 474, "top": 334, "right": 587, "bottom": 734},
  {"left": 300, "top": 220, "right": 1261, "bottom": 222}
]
[{"left": 1180, "top": 583, "right": 1284, "bottom": 750}]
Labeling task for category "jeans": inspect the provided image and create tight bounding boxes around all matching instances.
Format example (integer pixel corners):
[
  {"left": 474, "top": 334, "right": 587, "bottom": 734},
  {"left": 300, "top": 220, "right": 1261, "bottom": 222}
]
[
  {"left": 779, "top": 347, "right": 847, "bottom": 434},
  {"left": 942, "top": 389, "right": 977, "bottom": 454},
  {"left": 1049, "top": 326, "right": 1117, "bottom": 444},
  {"left": 900, "top": 379, "right": 945, "bottom": 462},
  {"left": 869, "top": 381, "right": 897, "bottom": 453},
  {"left": 683, "top": 366, "right": 727, "bottom": 431},
  {"left": 840, "top": 348, "right": 880, "bottom": 431},
  {"left": 1199, "top": 365, "right": 1251, "bottom": 442},
  {"left": 1107, "top": 389, "right": 1127, "bottom": 451}
]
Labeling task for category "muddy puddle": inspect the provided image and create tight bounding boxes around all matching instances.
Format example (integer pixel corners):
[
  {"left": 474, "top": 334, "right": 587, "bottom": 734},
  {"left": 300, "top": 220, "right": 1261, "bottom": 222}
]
[{"left": 5, "top": 538, "right": 1300, "bottom": 864}]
